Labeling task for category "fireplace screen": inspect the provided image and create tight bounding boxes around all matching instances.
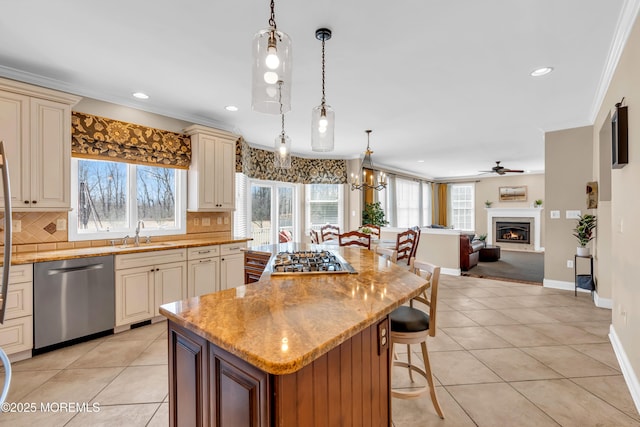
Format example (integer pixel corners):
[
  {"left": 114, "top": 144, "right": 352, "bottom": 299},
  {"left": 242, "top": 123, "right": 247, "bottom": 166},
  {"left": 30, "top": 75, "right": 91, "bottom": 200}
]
[{"left": 496, "top": 221, "right": 530, "bottom": 244}]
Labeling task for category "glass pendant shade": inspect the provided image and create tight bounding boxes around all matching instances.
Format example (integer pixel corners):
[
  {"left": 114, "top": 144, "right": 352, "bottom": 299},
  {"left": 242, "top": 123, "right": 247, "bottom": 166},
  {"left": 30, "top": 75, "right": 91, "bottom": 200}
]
[
  {"left": 252, "top": 28, "right": 292, "bottom": 114},
  {"left": 274, "top": 133, "right": 292, "bottom": 169},
  {"left": 311, "top": 104, "right": 335, "bottom": 152}
]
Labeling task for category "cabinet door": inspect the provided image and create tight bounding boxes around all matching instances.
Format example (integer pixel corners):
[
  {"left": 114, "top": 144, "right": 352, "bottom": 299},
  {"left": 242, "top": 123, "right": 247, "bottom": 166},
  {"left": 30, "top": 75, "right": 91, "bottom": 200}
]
[
  {"left": 190, "top": 133, "right": 219, "bottom": 210},
  {"left": 30, "top": 98, "right": 71, "bottom": 209},
  {"left": 0, "top": 91, "right": 30, "bottom": 207},
  {"left": 155, "top": 261, "right": 188, "bottom": 315},
  {"left": 188, "top": 257, "right": 220, "bottom": 298},
  {"left": 220, "top": 253, "right": 244, "bottom": 290},
  {"left": 215, "top": 138, "right": 235, "bottom": 210},
  {"left": 115, "top": 266, "right": 154, "bottom": 326}
]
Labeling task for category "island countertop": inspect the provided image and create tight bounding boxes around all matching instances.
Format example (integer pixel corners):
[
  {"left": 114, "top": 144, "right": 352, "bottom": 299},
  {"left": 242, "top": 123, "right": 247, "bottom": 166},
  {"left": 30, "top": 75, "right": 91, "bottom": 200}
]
[{"left": 159, "top": 244, "right": 428, "bottom": 375}]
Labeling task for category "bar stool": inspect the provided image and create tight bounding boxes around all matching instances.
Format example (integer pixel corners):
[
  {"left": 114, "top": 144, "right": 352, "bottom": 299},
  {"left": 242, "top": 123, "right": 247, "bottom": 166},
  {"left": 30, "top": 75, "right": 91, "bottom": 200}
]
[{"left": 390, "top": 258, "right": 444, "bottom": 419}]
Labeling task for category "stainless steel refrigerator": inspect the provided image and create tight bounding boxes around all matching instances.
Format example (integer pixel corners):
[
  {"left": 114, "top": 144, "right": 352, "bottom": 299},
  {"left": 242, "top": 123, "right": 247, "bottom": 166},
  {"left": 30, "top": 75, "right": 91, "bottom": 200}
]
[{"left": 0, "top": 140, "right": 13, "bottom": 404}]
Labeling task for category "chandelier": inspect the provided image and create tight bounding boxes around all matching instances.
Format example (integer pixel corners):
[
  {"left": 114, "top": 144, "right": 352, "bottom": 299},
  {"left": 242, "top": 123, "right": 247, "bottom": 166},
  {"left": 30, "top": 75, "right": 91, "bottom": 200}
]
[
  {"left": 311, "top": 28, "right": 334, "bottom": 152},
  {"left": 252, "top": 0, "right": 292, "bottom": 114},
  {"left": 274, "top": 81, "right": 291, "bottom": 169},
  {"left": 350, "top": 130, "right": 387, "bottom": 191}
]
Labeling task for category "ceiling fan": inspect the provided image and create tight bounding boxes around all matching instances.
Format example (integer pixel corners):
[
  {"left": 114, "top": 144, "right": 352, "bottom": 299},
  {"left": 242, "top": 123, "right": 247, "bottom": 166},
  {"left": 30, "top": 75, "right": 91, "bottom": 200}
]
[{"left": 480, "top": 161, "right": 524, "bottom": 175}]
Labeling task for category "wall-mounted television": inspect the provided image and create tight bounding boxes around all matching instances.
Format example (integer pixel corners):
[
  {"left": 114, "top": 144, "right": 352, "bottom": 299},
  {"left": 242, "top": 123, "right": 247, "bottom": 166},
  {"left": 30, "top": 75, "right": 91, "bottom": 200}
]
[{"left": 612, "top": 103, "right": 628, "bottom": 169}]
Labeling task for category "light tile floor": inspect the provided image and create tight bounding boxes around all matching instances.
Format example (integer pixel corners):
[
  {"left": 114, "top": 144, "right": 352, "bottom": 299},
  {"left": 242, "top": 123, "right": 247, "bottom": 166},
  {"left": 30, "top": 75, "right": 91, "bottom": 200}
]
[{"left": 0, "top": 275, "right": 638, "bottom": 426}]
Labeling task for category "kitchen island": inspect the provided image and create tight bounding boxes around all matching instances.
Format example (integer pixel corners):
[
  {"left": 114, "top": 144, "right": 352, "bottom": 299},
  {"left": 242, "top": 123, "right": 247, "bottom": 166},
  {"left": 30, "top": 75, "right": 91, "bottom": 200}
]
[{"left": 160, "top": 243, "right": 429, "bottom": 426}]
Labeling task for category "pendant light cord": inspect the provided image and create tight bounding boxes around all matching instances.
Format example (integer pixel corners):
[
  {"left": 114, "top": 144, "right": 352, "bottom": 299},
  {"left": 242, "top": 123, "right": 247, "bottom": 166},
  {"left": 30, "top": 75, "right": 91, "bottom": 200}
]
[
  {"left": 278, "top": 80, "right": 285, "bottom": 136},
  {"left": 321, "top": 37, "right": 326, "bottom": 106}
]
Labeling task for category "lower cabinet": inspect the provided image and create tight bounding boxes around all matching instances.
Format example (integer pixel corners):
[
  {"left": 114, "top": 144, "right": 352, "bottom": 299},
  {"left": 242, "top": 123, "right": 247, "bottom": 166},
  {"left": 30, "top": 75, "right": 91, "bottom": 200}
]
[
  {"left": 220, "top": 243, "right": 247, "bottom": 290},
  {"left": 167, "top": 318, "right": 390, "bottom": 426},
  {"left": 0, "top": 264, "right": 34, "bottom": 356},
  {"left": 115, "top": 249, "right": 187, "bottom": 327}
]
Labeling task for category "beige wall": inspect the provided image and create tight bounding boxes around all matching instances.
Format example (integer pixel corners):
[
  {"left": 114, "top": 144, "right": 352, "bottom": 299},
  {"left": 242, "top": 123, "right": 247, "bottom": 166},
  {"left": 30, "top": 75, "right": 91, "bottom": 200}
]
[
  {"left": 474, "top": 174, "right": 545, "bottom": 241},
  {"left": 592, "top": 12, "right": 640, "bottom": 389},
  {"left": 544, "top": 126, "right": 594, "bottom": 284}
]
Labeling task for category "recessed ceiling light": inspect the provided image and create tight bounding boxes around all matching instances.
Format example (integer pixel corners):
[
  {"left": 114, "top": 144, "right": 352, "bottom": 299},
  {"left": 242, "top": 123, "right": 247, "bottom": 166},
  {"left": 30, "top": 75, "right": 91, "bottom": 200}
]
[
  {"left": 530, "top": 67, "right": 553, "bottom": 77},
  {"left": 225, "top": 105, "right": 239, "bottom": 112},
  {"left": 417, "top": 160, "right": 425, "bottom": 163},
  {"left": 132, "top": 92, "right": 149, "bottom": 99}
]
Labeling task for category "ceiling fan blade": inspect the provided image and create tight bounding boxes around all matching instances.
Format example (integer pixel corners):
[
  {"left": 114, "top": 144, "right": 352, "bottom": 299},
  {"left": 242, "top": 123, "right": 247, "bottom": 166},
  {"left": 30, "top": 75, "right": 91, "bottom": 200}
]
[{"left": 503, "top": 169, "right": 524, "bottom": 173}]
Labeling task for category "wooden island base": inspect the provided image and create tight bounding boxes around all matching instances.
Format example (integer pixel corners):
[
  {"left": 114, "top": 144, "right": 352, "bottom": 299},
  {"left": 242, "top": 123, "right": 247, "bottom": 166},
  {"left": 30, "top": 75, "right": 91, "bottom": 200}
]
[{"left": 168, "top": 318, "right": 391, "bottom": 427}]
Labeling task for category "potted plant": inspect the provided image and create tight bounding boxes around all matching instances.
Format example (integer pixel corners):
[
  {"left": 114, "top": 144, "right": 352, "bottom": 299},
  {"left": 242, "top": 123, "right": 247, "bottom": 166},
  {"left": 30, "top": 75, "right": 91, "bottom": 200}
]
[
  {"left": 573, "top": 214, "right": 596, "bottom": 256},
  {"left": 534, "top": 199, "right": 543, "bottom": 207},
  {"left": 477, "top": 233, "right": 487, "bottom": 247},
  {"left": 362, "top": 202, "right": 389, "bottom": 227},
  {"left": 484, "top": 200, "right": 493, "bottom": 208}
]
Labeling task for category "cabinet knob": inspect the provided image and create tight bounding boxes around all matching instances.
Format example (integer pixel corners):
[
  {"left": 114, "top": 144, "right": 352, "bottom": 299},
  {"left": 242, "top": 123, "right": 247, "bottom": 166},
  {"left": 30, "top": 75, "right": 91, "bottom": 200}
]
[
  {"left": 32, "top": 200, "right": 37, "bottom": 204},
  {"left": 24, "top": 200, "right": 29, "bottom": 204}
]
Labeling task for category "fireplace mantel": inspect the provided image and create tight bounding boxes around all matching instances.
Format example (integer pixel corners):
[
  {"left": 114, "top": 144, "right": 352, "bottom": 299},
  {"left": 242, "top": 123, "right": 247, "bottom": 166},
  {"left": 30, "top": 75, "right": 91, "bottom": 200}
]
[{"left": 486, "top": 208, "right": 544, "bottom": 251}]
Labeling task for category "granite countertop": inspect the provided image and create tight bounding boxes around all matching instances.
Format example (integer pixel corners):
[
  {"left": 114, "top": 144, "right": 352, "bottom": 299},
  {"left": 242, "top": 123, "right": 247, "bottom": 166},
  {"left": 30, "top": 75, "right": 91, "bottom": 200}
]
[
  {"left": 159, "top": 244, "right": 429, "bottom": 375},
  {"left": 4, "top": 236, "right": 252, "bottom": 266}
]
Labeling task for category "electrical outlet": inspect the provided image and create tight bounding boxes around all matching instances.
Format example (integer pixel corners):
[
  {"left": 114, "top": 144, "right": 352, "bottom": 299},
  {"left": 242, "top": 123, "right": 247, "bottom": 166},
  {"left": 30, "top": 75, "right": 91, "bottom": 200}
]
[
  {"left": 217, "top": 217, "right": 222, "bottom": 225},
  {"left": 566, "top": 210, "right": 581, "bottom": 219},
  {"left": 567, "top": 260, "right": 574, "bottom": 268},
  {"left": 550, "top": 210, "right": 560, "bottom": 219},
  {"left": 194, "top": 218, "right": 200, "bottom": 226},
  {"left": 14, "top": 219, "right": 21, "bottom": 233},
  {"left": 224, "top": 217, "right": 229, "bottom": 224},
  {"left": 56, "top": 219, "right": 67, "bottom": 231},
  {"left": 202, "top": 217, "right": 211, "bottom": 226}
]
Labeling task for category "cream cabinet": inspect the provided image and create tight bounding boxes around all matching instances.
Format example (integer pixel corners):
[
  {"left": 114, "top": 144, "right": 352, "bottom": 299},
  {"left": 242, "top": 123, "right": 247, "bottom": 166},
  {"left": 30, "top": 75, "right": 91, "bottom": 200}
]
[
  {"left": 0, "top": 264, "right": 34, "bottom": 357},
  {"left": 115, "top": 249, "right": 187, "bottom": 327},
  {"left": 187, "top": 245, "right": 220, "bottom": 297},
  {"left": 220, "top": 242, "right": 247, "bottom": 290},
  {"left": 185, "top": 125, "right": 238, "bottom": 211},
  {"left": 0, "top": 78, "right": 81, "bottom": 211}
]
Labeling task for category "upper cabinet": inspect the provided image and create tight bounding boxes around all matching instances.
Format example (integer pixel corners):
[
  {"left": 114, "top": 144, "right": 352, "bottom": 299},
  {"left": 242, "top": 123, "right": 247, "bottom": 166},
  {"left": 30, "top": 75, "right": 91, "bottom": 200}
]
[
  {"left": 0, "top": 78, "right": 81, "bottom": 211},
  {"left": 185, "top": 125, "right": 238, "bottom": 211}
]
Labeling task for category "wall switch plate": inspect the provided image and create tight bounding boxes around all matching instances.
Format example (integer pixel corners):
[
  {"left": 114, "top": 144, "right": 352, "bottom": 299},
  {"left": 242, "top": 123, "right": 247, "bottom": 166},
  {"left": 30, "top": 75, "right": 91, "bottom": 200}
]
[
  {"left": 14, "top": 219, "right": 21, "bottom": 233},
  {"left": 194, "top": 218, "right": 199, "bottom": 226},
  {"left": 56, "top": 219, "right": 67, "bottom": 231},
  {"left": 550, "top": 210, "right": 560, "bottom": 219},
  {"left": 224, "top": 217, "right": 229, "bottom": 224},
  {"left": 217, "top": 217, "right": 222, "bottom": 225},
  {"left": 202, "top": 217, "right": 211, "bottom": 226},
  {"left": 567, "top": 260, "right": 574, "bottom": 268},
  {"left": 566, "top": 210, "right": 581, "bottom": 219}
]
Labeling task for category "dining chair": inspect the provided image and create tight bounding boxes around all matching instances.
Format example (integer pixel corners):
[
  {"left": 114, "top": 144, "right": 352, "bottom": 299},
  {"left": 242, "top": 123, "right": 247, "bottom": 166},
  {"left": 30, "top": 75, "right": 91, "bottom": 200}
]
[
  {"left": 310, "top": 229, "right": 320, "bottom": 244},
  {"left": 362, "top": 224, "right": 381, "bottom": 239},
  {"left": 389, "top": 258, "right": 444, "bottom": 419},
  {"left": 375, "top": 246, "right": 397, "bottom": 263},
  {"left": 321, "top": 224, "right": 340, "bottom": 242},
  {"left": 338, "top": 231, "right": 371, "bottom": 250},
  {"left": 395, "top": 228, "right": 418, "bottom": 265}
]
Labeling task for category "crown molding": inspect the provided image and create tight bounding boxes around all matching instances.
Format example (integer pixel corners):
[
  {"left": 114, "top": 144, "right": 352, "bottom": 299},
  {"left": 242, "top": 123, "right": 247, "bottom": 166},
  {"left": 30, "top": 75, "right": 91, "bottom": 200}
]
[{"left": 589, "top": 0, "right": 640, "bottom": 122}]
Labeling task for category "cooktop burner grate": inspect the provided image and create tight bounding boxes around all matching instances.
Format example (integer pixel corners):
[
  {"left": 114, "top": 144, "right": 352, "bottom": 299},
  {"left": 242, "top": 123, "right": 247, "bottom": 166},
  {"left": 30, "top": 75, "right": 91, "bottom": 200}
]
[{"left": 269, "top": 250, "right": 357, "bottom": 275}]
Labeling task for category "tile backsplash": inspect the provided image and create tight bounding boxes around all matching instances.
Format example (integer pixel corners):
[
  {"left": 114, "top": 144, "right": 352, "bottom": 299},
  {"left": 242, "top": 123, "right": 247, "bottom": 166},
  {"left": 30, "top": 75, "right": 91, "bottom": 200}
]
[{"left": 1, "top": 211, "right": 232, "bottom": 253}]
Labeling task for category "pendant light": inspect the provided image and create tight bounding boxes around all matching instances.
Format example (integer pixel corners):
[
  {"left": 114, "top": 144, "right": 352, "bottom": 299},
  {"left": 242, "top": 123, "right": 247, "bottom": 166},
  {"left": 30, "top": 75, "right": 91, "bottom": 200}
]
[
  {"left": 252, "top": 0, "right": 292, "bottom": 114},
  {"left": 311, "top": 28, "right": 334, "bottom": 152},
  {"left": 274, "top": 81, "right": 292, "bottom": 169},
  {"left": 350, "top": 130, "right": 387, "bottom": 191}
]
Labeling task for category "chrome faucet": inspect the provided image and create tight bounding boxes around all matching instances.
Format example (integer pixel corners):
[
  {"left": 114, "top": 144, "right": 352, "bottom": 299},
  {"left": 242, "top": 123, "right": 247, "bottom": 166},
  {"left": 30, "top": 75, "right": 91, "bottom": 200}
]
[
  {"left": 122, "top": 235, "right": 130, "bottom": 246},
  {"left": 134, "top": 220, "right": 145, "bottom": 247}
]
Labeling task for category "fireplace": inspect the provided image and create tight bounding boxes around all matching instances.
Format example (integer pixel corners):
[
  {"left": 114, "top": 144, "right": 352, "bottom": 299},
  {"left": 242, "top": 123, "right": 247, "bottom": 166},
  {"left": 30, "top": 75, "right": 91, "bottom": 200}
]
[{"left": 496, "top": 221, "right": 530, "bottom": 244}]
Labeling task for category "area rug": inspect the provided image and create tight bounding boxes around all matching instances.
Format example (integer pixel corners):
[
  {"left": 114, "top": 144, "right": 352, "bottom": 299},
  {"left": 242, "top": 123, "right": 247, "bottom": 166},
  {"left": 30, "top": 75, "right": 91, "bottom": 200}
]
[{"left": 462, "top": 250, "right": 544, "bottom": 284}]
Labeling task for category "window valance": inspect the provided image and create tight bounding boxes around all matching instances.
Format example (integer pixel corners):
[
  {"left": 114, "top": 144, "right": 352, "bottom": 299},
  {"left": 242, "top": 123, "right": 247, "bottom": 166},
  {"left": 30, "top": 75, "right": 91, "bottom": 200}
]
[
  {"left": 235, "top": 138, "right": 347, "bottom": 184},
  {"left": 71, "top": 111, "right": 191, "bottom": 169}
]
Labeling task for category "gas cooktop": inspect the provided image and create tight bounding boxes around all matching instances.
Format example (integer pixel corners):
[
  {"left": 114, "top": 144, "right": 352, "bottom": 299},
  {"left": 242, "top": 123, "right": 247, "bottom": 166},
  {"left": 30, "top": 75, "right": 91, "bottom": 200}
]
[{"left": 267, "top": 250, "right": 357, "bottom": 275}]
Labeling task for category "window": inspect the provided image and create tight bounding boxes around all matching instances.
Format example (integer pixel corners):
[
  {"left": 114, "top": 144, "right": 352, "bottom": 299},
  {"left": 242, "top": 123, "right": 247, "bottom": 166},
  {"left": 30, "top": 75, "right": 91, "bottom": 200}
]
[
  {"left": 449, "top": 183, "right": 475, "bottom": 231},
  {"left": 69, "top": 158, "right": 186, "bottom": 240},
  {"left": 421, "top": 182, "right": 432, "bottom": 227},
  {"left": 306, "top": 184, "right": 343, "bottom": 232},
  {"left": 395, "top": 178, "right": 420, "bottom": 228}
]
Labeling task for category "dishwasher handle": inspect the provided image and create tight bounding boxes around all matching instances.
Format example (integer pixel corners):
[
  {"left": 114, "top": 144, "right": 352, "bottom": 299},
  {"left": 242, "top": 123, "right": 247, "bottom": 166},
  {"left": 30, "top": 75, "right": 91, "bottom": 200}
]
[{"left": 47, "top": 263, "right": 105, "bottom": 275}]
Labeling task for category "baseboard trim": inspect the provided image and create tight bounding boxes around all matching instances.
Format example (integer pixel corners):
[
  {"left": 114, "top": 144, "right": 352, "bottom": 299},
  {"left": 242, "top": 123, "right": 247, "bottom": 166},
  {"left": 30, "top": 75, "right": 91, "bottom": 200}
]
[
  {"left": 594, "top": 292, "right": 613, "bottom": 309},
  {"left": 442, "top": 267, "right": 461, "bottom": 276},
  {"left": 609, "top": 324, "right": 640, "bottom": 414}
]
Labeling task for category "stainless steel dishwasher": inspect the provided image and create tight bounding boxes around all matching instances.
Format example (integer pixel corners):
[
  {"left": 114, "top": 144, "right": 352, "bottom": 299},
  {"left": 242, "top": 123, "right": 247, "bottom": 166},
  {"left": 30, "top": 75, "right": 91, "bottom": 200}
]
[{"left": 34, "top": 255, "right": 115, "bottom": 351}]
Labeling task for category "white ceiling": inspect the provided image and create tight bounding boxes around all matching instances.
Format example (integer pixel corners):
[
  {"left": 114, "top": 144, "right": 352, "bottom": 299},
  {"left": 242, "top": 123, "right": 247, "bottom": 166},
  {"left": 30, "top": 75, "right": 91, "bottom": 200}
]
[{"left": 0, "top": 0, "right": 631, "bottom": 179}]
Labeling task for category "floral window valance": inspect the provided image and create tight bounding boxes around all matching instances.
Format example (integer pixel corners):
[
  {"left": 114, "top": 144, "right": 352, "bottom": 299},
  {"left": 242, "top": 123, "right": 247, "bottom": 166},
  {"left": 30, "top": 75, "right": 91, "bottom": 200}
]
[
  {"left": 235, "top": 138, "right": 347, "bottom": 184},
  {"left": 71, "top": 111, "right": 191, "bottom": 169}
]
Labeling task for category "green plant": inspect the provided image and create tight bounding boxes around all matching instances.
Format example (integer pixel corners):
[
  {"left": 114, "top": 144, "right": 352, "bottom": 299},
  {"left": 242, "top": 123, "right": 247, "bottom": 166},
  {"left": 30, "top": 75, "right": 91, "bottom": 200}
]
[
  {"left": 485, "top": 200, "right": 492, "bottom": 208},
  {"left": 362, "top": 202, "right": 389, "bottom": 227},
  {"left": 359, "top": 226, "right": 372, "bottom": 235},
  {"left": 534, "top": 199, "right": 543, "bottom": 206},
  {"left": 573, "top": 214, "right": 596, "bottom": 247},
  {"left": 478, "top": 234, "right": 487, "bottom": 241}
]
